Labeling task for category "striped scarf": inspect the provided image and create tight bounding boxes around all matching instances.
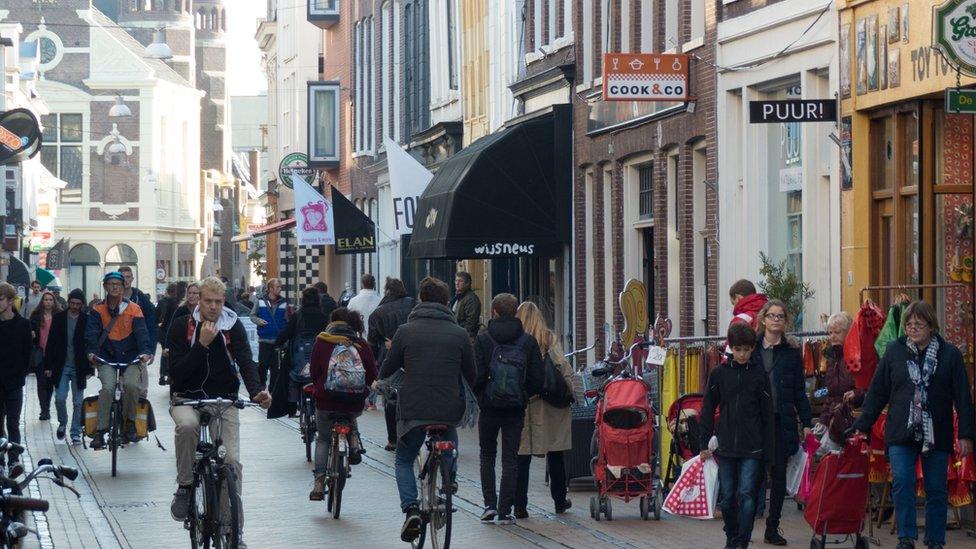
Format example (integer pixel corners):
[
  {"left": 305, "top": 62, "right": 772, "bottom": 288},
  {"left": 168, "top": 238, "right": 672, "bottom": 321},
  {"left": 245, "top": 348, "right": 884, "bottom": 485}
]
[{"left": 906, "top": 338, "right": 939, "bottom": 454}]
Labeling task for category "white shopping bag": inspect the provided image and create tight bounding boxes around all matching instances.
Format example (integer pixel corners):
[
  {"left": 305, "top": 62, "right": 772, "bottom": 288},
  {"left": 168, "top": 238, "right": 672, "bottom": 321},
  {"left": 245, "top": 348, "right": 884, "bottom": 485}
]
[
  {"left": 785, "top": 444, "right": 806, "bottom": 496},
  {"left": 662, "top": 455, "right": 719, "bottom": 519}
]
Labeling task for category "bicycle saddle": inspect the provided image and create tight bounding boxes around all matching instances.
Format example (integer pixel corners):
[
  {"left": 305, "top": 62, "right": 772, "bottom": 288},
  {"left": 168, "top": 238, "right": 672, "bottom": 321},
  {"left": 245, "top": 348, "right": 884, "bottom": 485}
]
[{"left": 424, "top": 424, "right": 450, "bottom": 432}]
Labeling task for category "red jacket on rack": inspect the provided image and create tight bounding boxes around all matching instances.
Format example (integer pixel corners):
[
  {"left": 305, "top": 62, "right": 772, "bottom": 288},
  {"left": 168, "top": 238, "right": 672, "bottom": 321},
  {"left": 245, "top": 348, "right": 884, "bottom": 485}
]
[{"left": 843, "top": 302, "right": 885, "bottom": 390}]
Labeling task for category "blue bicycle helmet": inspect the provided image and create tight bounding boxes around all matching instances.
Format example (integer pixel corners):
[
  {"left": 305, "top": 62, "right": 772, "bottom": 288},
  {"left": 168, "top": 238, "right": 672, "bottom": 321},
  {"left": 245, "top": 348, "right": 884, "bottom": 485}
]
[{"left": 103, "top": 271, "right": 124, "bottom": 284}]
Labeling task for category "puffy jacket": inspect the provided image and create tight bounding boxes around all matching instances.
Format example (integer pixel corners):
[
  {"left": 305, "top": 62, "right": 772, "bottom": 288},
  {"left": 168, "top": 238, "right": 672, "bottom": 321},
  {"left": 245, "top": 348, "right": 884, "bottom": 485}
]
[
  {"left": 250, "top": 294, "right": 291, "bottom": 342},
  {"left": 752, "top": 334, "right": 813, "bottom": 449},
  {"left": 309, "top": 322, "right": 378, "bottom": 413},
  {"left": 729, "top": 293, "right": 768, "bottom": 330},
  {"left": 450, "top": 289, "right": 482, "bottom": 340},
  {"left": 367, "top": 295, "right": 416, "bottom": 366},
  {"left": 700, "top": 358, "right": 775, "bottom": 461},
  {"left": 473, "top": 316, "right": 546, "bottom": 417},
  {"left": 85, "top": 298, "right": 151, "bottom": 363},
  {"left": 379, "top": 302, "right": 477, "bottom": 431},
  {"left": 854, "top": 335, "right": 975, "bottom": 453},
  {"left": 43, "top": 310, "right": 93, "bottom": 390}
]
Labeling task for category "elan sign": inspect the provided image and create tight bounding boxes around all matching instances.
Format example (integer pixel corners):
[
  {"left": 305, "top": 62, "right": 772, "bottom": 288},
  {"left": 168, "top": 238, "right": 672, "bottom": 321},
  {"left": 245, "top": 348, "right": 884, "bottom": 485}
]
[
  {"left": 602, "top": 53, "right": 689, "bottom": 101},
  {"left": 748, "top": 100, "right": 838, "bottom": 124},
  {"left": 934, "top": 0, "right": 976, "bottom": 76}
]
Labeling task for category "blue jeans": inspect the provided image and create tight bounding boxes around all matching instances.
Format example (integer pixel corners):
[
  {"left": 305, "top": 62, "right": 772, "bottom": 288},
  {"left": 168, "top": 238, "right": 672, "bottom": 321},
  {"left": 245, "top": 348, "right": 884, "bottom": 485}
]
[
  {"left": 394, "top": 425, "right": 458, "bottom": 512},
  {"left": 55, "top": 365, "right": 84, "bottom": 438},
  {"left": 717, "top": 456, "right": 763, "bottom": 546},
  {"left": 888, "top": 445, "right": 949, "bottom": 544}
]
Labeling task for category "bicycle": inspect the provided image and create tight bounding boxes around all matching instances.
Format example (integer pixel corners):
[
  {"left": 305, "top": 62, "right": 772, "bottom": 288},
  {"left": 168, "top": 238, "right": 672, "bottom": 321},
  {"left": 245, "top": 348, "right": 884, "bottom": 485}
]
[
  {"left": 0, "top": 439, "right": 80, "bottom": 548},
  {"left": 92, "top": 356, "right": 143, "bottom": 477},
  {"left": 298, "top": 384, "right": 316, "bottom": 463},
  {"left": 321, "top": 414, "right": 354, "bottom": 519},
  {"left": 411, "top": 425, "right": 456, "bottom": 549},
  {"left": 173, "top": 397, "right": 259, "bottom": 549}
]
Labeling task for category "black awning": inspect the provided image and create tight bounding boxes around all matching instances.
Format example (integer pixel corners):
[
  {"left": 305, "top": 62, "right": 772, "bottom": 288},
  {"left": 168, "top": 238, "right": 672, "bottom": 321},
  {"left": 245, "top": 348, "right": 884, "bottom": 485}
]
[
  {"left": 332, "top": 186, "right": 376, "bottom": 255},
  {"left": 408, "top": 105, "right": 572, "bottom": 259}
]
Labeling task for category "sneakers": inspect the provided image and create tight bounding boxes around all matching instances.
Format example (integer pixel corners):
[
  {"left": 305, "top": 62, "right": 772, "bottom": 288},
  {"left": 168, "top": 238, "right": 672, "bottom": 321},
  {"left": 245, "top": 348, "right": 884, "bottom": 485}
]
[
  {"left": 400, "top": 506, "right": 423, "bottom": 542},
  {"left": 90, "top": 433, "right": 106, "bottom": 450},
  {"left": 555, "top": 498, "right": 572, "bottom": 514},
  {"left": 496, "top": 514, "right": 516, "bottom": 525},
  {"left": 896, "top": 539, "right": 915, "bottom": 549},
  {"left": 764, "top": 526, "right": 788, "bottom": 546},
  {"left": 70, "top": 435, "right": 82, "bottom": 446},
  {"left": 171, "top": 485, "right": 192, "bottom": 521},
  {"left": 480, "top": 507, "right": 497, "bottom": 522},
  {"left": 56, "top": 425, "right": 66, "bottom": 440},
  {"left": 514, "top": 507, "right": 528, "bottom": 519},
  {"left": 309, "top": 476, "right": 326, "bottom": 501}
]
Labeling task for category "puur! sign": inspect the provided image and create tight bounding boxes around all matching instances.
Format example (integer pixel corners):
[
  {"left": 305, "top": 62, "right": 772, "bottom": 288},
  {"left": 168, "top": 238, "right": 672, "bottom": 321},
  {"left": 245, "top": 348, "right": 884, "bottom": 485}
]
[{"left": 748, "top": 100, "right": 838, "bottom": 123}]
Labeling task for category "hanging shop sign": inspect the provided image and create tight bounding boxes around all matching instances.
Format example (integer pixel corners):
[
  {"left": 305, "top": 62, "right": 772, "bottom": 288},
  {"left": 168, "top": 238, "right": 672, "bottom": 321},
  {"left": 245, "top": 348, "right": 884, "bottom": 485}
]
[
  {"left": 331, "top": 186, "right": 376, "bottom": 255},
  {"left": 934, "top": 0, "right": 976, "bottom": 77},
  {"left": 603, "top": 53, "right": 689, "bottom": 101},
  {"left": 748, "top": 100, "right": 838, "bottom": 123},
  {"left": 945, "top": 88, "right": 976, "bottom": 113},
  {"left": 277, "top": 152, "right": 316, "bottom": 189},
  {"left": 0, "top": 108, "right": 43, "bottom": 166}
]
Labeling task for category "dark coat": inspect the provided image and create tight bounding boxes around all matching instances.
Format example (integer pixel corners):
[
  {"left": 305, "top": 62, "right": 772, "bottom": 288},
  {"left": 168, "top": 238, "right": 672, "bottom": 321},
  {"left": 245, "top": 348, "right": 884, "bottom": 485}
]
[
  {"left": 320, "top": 293, "right": 338, "bottom": 320},
  {"left": 473, "top": 316, "right": 546, "bottom": 417},
  {"left": 367, "top": 295, "right": 416, "bottom": 366},
  {"left": 818, "top": 344, "right": 864, "bottom": 427},
  {"left": 752, "top": 334, "right": 814, "bottom": 449},
  {"left": 450, "top": 289, "right": 482, "bottom": 340},
  {"left": 854, "top": 335, "right": 975, "bottom": 453},
  {"left": 42, "top": 310, "right": 93, "bottom": 390},
  {"left": 0, "top": 313, "right": 33, "bottom": 390},
  {"left": 379, "top": 302, "right": 477, "bottom": 428},
  {"left": 700, "top": 359, "right": 775, "bottom": 461},
  {"left": 309, "top": 323, "right": 378, "bottom": 413}
]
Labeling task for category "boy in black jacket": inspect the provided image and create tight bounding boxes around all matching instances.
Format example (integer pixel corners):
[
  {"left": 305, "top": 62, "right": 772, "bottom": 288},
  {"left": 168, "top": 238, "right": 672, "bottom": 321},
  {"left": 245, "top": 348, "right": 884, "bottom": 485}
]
[{"left": 701, "top": 323, "right": 774, "bottom": 549}]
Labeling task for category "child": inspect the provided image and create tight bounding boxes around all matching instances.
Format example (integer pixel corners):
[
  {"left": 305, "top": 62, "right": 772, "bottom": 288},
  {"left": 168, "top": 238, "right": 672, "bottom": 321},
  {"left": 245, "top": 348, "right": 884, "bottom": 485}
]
[
  {"left": 700, "top": 323, "right": 775, "bottom": 549},
  {"left": 728, "top": 279, "right": 768, "bottom": 331}
]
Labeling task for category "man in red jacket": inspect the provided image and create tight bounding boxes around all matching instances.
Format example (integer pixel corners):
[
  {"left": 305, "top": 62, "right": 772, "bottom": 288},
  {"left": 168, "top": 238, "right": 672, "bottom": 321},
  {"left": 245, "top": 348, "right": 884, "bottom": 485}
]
[{"left": 728, "top": 279, "right": 768, "bottom": 331}]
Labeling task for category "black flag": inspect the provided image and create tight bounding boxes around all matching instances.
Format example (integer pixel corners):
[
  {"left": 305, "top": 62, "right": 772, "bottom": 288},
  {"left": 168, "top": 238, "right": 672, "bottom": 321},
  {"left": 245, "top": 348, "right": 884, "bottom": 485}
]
[
  {"left": 46, "top": 238, "right": 69, "bottom": 270},
  {"left": 331, "top": 186, "right": 376, "bottom": 255}
]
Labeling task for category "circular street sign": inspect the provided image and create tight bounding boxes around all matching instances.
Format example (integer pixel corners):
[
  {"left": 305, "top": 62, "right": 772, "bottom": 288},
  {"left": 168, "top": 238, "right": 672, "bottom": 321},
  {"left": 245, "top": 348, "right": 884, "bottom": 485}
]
[
  {"left": 278, "top": 152, "right": 316, "bottom": 189},
  {"left": 934, "top": 0, "right": 976, "bottom": 77},
  {"left": 156, "top": 267, "right": 166, "bottom": 281}
]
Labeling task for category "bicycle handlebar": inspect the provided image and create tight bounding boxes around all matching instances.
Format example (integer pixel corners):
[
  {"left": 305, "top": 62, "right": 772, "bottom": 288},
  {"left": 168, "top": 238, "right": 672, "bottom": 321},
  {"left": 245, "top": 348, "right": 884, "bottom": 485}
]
[
  {"left": 0, "top": 438, "right": 24, "bottom": 457},
  {"left": 92, "top": 356, "right": 143, "bottom": 368},
  {"left": 606, "top": 341, "right": 654, "bottom": 365},
  {"left": 173, "top": 397, "right": 260, "bottom": 409},
  {"left": 1, "top": 495, "right": 49, "bottom": 513}
]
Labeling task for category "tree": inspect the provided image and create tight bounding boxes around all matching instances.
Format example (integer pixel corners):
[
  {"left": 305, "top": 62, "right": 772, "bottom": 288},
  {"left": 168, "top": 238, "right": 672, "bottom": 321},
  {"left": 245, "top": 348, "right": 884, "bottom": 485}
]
[
  {"left": 247, "top": 251, "right": 266, "bottom": 280},
  {"left": 757, "top": 252, "right": 814, "bottom": 326}
]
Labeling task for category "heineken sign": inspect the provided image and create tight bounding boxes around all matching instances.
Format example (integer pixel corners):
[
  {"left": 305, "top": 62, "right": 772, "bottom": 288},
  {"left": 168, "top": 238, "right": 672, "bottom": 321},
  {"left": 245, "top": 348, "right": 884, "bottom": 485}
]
[
  {"left": 277, "top": 152, "right": 315, "bottom": 189},
  {"left": 934, "top": 0, "right": 976, "bottom": 76}
]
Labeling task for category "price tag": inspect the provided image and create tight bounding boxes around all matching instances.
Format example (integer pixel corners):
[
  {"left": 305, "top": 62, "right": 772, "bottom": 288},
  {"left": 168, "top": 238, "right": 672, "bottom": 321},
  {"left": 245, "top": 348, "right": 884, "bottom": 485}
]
[{"left": 645, "top": 345, "right": 667, "bottom": 366}]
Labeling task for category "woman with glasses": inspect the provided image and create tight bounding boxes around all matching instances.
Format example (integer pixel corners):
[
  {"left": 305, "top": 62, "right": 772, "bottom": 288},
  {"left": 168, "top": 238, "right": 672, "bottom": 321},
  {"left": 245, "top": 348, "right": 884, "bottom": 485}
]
[
  {"left": 752, "top": 299, "right": 813, "bottom": 546},
  {"left": 852, "top": 301, "right": 974, "bottom": 549}
]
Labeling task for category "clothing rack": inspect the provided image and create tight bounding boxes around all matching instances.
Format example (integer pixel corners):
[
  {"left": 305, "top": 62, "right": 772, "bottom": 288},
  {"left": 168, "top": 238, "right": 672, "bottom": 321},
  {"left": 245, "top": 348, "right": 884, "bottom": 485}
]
[{"left": 858, "top": 283, "right": 969, "bottom": 304}]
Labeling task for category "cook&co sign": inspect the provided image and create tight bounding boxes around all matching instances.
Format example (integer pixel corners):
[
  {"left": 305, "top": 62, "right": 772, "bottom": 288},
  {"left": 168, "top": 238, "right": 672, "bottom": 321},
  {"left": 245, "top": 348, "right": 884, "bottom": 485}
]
[{"left": 934, "top": 0, "right": 976, "bottom": 76}]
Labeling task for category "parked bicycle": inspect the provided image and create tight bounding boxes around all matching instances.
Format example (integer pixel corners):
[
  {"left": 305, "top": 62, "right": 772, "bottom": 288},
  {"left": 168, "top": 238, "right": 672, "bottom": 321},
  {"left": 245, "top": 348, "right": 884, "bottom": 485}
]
[
  {"left": 173, "top": 397, "right": 259, "bottom": 549},
  {"left": 0, "top": 439, "right": 80, "bottom": 548},
  {"left": 411, "top": 425, "right": 456, "bottom": 549},
  {"left": 92, "top": 356, "right": 143, "bottom": 477}
]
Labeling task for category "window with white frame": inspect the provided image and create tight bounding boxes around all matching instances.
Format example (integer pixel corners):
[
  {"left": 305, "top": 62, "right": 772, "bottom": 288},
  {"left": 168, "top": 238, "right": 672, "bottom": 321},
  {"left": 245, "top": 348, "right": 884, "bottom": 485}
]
[
  {"left": 40, "top": 113, "right": 84, "bottom": 197},
  {"left": 446, "top": 0, "right": 457, "bottom": 90},
  {"left": 640, "top": 0, "right": 653, "bottom": 52},
  {"left": 308, "top": 81, "right": 341, "bottom": 167},
  {"left": 665, "top": 0, "right": 678, "bottom": 51},
  {"left": 355, "top": 17, "right": 375, "bottom": 154},
  {"left": 403, "top": 0, "right": 430, "bottom": 138},
  {"left": 381, "top": 2, "right": 392, "bottom": 142},
  {"left": 690, "top": 0, "right": 705, "bottom": 45},
  {"left": 392, "top": 0, "right": 402, "bottom": 142},
  {"left": 638, "top": 163, "right": 653, "bottom": 220},
  {"left": 582, "top": 0, "right": 593, "bottom": 83}
]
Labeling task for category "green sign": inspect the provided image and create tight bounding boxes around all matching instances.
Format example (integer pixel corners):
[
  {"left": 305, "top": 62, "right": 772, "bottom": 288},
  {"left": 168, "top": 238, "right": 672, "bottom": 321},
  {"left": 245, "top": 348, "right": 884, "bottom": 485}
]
[
  {"left": 934, "top": 0, "right": 976, "bottom": 77},
  {"left": 277, "top": 152, "right": 315, "bottom": 189},
  {"left": 946, "top": 88, "right": 976, "bottom": 112}
]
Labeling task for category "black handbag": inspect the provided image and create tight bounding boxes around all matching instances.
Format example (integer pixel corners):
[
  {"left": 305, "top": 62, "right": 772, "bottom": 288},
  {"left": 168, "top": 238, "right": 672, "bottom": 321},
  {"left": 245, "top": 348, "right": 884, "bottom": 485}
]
[{"left": 541, "top": 353, "right": 574, "bottom": 408}]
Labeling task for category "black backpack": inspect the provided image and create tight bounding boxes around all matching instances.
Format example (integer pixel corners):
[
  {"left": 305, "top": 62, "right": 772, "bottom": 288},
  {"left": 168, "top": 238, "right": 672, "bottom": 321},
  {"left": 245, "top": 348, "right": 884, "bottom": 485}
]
[
  {"left": 289, "top": 313, "right": 318, "bottom": 382},
  {"left": 541, "top": 352, "right": 574, "bottom": 408},
  {"left": 484, "top": 334, "right": 529, "bottom": 409}
]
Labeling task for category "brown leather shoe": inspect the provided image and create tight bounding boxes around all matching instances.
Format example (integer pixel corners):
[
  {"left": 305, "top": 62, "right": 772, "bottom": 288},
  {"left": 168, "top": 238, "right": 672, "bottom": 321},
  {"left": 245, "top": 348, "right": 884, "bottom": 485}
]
[{"left": 309, "top": 475, "right": 327, "bottom": 501}]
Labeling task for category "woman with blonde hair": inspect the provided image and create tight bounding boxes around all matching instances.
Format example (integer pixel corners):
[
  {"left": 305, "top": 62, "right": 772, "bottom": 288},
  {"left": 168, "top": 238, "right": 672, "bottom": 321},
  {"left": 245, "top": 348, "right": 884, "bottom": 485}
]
[{"left": 513, "top": 301, "right": 573, "bottom": 517}]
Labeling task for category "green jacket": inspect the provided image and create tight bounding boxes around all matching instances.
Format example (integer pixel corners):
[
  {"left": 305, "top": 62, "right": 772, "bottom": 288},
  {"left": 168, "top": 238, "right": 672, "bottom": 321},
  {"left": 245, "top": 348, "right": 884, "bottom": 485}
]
[
  {"left": 451, "top": 289, "right": 482, "bottom": 340},
  {"left": 874, "top": 303, "right": 906, "bottom": 357}
]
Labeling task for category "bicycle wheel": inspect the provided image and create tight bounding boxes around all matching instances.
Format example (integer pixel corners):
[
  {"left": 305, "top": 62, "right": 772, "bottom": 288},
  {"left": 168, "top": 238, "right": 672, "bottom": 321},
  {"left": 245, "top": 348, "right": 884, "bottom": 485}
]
[
  {"left": 302, "top": 399, "right": 314, "bottom": 463},
  {"left": 213, "top": 466, "right": 241, "bottom": 549},
  {"left": 429, "top": 456, "right": 452, "bottom": 549},
  {"left": 110, "top": 401, "right": 120, "bottom": 477},
  {"left": 188, "top": 472, "right": 208, "bottom": 549},
  {"left": 411, "top": 457, "right": 427, "bottom": 549},
  {"left": 332, "top": 451, "right": 346, "bottom": 519}
]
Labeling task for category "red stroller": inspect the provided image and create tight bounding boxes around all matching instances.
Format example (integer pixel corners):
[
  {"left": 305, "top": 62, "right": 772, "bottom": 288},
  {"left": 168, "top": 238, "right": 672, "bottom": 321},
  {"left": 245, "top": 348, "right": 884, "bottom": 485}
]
[
  {"left": 663, "top": 393, "right": 705, "bottom": 491},
  {"left": 588, "top": 365, "right": 661, "bottom": 522},
  {"left": 804, "top": 436, "right": 871, "bottom": 549}
]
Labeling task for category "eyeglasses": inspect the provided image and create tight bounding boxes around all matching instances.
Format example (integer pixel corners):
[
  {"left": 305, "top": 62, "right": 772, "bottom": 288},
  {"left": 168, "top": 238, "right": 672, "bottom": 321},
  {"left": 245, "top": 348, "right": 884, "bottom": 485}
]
[
  {"left": 765, "top": 313, "right": 786, "bottom": 321},
  {"left": 905, "top": 321, "right": 929, "bottom": 331},
  {"left": 104, "top": 282, "right": 122, "bottom": 288}
]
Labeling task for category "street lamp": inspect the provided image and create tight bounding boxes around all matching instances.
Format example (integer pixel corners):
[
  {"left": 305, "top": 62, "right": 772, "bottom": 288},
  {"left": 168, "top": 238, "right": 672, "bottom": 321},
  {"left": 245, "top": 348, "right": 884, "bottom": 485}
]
[
  {"left": 145, "top": 29, "right": 173, "bottom": 60},
  {"left": 108, "top": 95, "right": 132, "bottom": 118}
]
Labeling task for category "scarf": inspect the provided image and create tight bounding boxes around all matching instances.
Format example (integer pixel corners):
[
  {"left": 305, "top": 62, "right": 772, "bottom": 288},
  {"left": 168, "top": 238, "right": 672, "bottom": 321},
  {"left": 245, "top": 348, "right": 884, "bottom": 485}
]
[{"left": 906, "top": 338, "right": 939, "bottom": 454}]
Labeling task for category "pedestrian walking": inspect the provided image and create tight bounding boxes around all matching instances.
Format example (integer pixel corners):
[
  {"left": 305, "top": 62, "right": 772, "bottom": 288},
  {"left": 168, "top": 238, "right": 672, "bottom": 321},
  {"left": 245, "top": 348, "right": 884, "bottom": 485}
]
[
  {"left": 816, "top": 312, "right": 863, "bottom": 449},
  {"left": 312, "top": 282, "right": 338, "bottom": 319},
  {"left": 378, "top": 277, "right": 476, "bottom": 543},
  {"left": 20, "top": 280, "right": 43, "bottom": 319},
  {"left": 474, "top": 293, "right": 545, "bottom": 525},
  {"left": 367, "top": 278, "right": 416, "bottom": 451},
  {"left": 249, "top": 278, "right": 291, "bottom": 389},
  {"left": 44, "top": 289, "right": 92, "bottom": 444},
  {"left": 700, "top": 323, "right": 775, "bottom": 549},
  {"left": 450, "top": 271, "right": 481, "bottom": 341},
  {"left": 513, "top": 301, "right": 573, "bottom": 517},
  {"left": 348, "top": 274, "right": 381, "bottom": 409},
  {"left": 752, "top": 299, "right": 813, "bottom": 545},
  {"left": 162, "top": 283, "right": 199, "bottom": 381},
  {"left": 307, "top": 307, "right": 377, "bottom": 500},
  {"left": 268, "top": 287, "right": 330, "bottom": 419},
  {"left": 30, "top": 290, "right": 61, "bottom": 421},
  {"left": 119, "top": 265, "right": 158, "bottom": 354},
  {"left": 852, "top": 301, "right": 974, "bottom": 549},
  {"left": 0, "top": 283, "right": 33, "bottom": 468},
  {"left": 156, "top": 283, "right": 179, "bottom": 385}
]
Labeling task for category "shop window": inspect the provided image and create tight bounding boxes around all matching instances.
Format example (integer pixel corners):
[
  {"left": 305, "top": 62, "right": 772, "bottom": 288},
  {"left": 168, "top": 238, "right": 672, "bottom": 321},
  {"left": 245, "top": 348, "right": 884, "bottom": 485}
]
[
  {"left": 766, "top": 84, "right": 803, "bottom": 279},
  {"left": 638, "top": 163, "right": 653, "bottom": 220}
]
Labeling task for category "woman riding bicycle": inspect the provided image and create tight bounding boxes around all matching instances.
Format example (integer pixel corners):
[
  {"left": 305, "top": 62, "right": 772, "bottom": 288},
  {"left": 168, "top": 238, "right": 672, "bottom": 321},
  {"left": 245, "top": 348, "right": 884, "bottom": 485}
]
[{"left": 307, "top": 307, "right": 377, "bottom": 501}]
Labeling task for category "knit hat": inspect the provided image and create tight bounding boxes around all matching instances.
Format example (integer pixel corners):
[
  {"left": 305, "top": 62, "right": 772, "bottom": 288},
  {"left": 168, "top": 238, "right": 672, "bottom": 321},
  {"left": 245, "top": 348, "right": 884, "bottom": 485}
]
[{"left": 68, "top": 289, "right": 85, "bottom": 302}]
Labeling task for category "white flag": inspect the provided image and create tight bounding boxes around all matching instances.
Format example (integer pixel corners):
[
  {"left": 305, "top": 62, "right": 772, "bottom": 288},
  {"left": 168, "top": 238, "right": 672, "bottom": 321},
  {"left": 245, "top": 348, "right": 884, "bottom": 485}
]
[
  {"left": 292, "top": 174, "right": 334, "bottom": 246},
  {"left": 385, "top": 138, "right": 433, "bottom": 236}
]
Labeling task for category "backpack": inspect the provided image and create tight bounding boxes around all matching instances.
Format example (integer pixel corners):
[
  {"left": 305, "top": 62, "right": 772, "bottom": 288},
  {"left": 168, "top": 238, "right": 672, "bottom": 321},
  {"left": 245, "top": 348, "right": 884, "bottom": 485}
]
[
  {"left": 323, "top": 343, "right": 367, "bottom": 403},
  {"left": 483, "top": 334, "right": 529, "bottom": 409},
  {"left": 541, "top": 351, "right": 574, "bottom": 408},
  {"left": 289, "top": 314, "right": 318, "bottom": 382}
]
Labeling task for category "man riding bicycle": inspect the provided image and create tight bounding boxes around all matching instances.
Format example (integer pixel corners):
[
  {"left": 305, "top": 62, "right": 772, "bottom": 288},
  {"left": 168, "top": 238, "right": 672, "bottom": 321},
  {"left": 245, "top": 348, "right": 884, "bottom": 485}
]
[
  {"left": 379, "top": 277, "right": 476, "bottom": 543},
  {"left": 85, "top": 272, "right": 152, "bottom": 449},
  {"left": 166, "top": 277, "right": 270, "bottom": 546}
]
